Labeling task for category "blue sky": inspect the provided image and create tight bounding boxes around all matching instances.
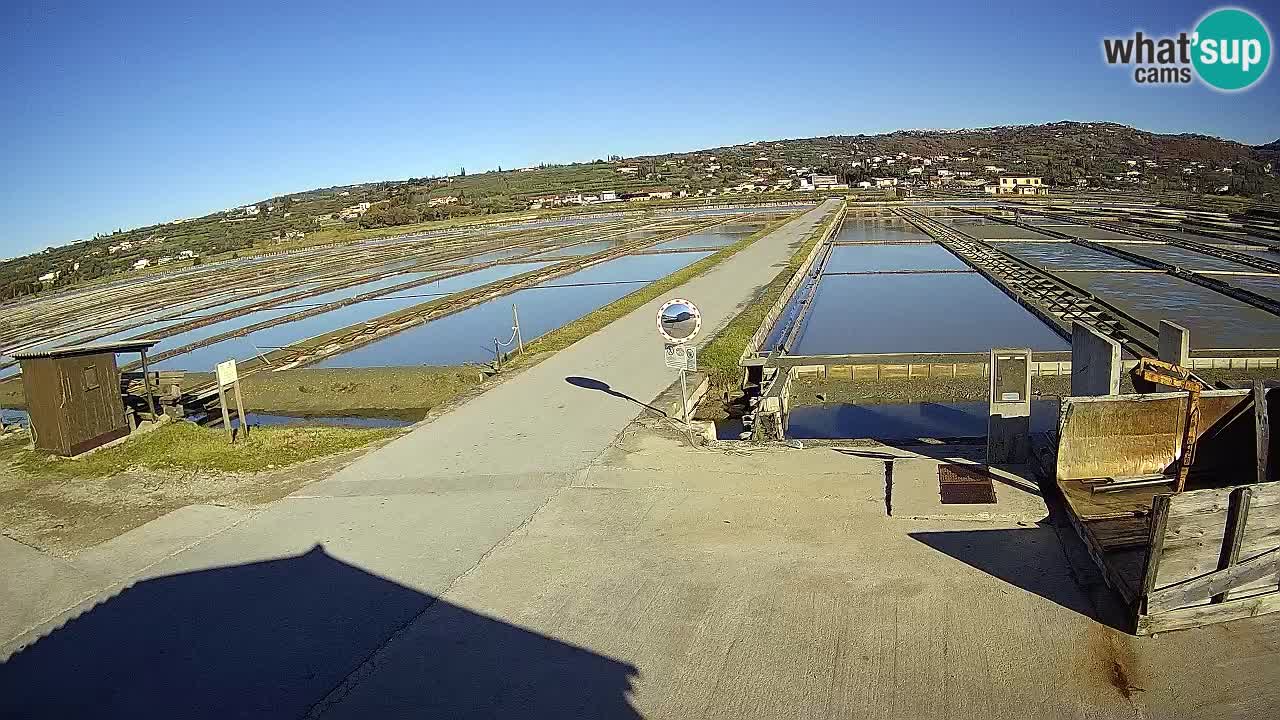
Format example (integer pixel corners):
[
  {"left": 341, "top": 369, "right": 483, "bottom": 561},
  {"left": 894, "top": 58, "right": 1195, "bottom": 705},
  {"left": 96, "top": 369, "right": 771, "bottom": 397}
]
[{"left": 2, "top": 0, "right": 1277, "bottom": 257}]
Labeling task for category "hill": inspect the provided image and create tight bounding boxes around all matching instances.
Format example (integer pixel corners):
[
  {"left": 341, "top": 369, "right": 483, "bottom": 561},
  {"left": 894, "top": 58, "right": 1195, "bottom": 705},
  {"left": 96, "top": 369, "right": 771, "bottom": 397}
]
[{"left": 2, "top": 120, "right": 1277, "bottom": 303}]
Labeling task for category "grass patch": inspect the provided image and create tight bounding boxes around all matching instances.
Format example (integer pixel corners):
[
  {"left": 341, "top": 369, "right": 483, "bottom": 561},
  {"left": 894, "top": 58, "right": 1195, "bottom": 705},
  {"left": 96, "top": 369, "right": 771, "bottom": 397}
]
[
  {"left": 11, "top": 422, "right": 401, "bottom": 478},
  {"left": 515, "top": 215, "right": 797, "bottom": 359},
  {"left": 699, "top": 207, "right": 841, "bottom": 389}
]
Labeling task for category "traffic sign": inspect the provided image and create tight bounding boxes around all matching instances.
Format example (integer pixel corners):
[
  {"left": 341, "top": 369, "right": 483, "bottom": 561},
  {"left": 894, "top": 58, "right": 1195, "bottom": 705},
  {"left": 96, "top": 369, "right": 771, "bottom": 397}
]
[{"left": 657, "top": 298, "right": 701, "bottom": 344}]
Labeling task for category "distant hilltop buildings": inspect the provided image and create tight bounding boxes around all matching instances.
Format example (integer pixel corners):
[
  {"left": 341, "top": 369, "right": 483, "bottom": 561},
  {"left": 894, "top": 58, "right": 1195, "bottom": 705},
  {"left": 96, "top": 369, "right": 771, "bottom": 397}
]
[{"left": 985, "top": 175, "right": 1048, "bottom": 196}]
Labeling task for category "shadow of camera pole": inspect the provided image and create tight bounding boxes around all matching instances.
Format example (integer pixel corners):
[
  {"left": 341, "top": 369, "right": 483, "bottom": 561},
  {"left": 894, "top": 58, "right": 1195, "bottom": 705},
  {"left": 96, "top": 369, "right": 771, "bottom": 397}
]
[{"left": 0, "top": 545, "right": 641, "bottom": 719}]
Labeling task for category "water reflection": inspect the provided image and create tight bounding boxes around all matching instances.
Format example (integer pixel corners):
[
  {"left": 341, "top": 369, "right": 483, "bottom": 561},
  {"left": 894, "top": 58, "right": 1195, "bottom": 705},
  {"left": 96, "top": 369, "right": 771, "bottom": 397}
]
[
  {"left": 823, "top": 243, "right": 968, "bottom": 273},
  {"left": 788, "top": 399, "right": 1059, "bottom": 440},
  {"left": 1067, "top": 272, "right": 1280, "bottom": 349},
  {"left": 792, "top": 274, "right": 1068, "bottom": 355},
  {"left": 994, "top": 242, "right": 1142, "bottom": 271},
  {"left": 317, "top": 252, "right": 712, "bottom": 368}
]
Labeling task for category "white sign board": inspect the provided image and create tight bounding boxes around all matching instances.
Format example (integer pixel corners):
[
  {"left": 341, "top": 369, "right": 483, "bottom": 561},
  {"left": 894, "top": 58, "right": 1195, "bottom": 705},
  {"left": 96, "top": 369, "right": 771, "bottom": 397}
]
[
  {"left": 664, "top": 343, "right": 697, "bottom": 371},
  {"left": 657, "top": 298, "right": 702, "bottom": 344},
  {"left": 215, "top": 359, "right": 239, "bottom": 388}
]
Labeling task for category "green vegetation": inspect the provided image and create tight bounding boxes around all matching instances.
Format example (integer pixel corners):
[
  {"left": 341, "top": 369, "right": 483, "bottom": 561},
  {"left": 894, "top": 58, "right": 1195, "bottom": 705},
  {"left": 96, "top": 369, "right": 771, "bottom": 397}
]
[
  {"left": 11, "top": 422, "right": 400, "bottom": 477},
  {"left": 699, "top": 208, "right": 841, "bottom": 388},
  {"left": 515, "top": 216, "right": 793, "bottom": 359}
]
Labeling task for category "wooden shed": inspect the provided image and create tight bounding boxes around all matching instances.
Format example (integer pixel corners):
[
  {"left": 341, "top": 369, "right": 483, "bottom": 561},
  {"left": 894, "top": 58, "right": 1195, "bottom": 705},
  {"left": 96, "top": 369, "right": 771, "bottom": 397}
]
[{"left": 14, "top": 340, "right": 160, "bottom": 457}]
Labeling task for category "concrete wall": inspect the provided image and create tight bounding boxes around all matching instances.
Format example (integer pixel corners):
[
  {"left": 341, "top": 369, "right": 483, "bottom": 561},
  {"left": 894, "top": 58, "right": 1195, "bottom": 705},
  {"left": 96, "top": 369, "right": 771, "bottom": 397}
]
[
  {"left": 1070, "top": 323, "right": 1121, "bottom": 397},
  {"left": 1159, "top": 320, "right": 1190, "bottom": 367}
]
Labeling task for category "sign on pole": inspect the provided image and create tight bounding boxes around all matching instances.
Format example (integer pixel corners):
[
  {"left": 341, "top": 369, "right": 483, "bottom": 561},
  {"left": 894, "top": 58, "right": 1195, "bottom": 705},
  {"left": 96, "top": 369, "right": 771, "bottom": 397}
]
[
  {"left": 664, "top": 343, "right": 697, "bottom": 371},
  {"left": 215, "top": 359, "right": 248, "bottom": 443},
  {"left": 215, "top": 359, "right": 238, "bottom": 387}
]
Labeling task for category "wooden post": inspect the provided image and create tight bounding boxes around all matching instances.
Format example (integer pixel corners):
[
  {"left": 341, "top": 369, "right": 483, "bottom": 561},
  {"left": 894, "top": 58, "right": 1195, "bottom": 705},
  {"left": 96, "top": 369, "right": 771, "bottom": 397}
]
[
  {"left": 138, "top": 350, "right": 158, "bottom": 419},
  {"left": 1255, "top": 382, "right": 1270, "bottom": 486},
  {"left": 1139, "top": 494, "right": 1172, "bottom": 615},
  {"left": 512, "top": 304, "right": 523, "bottom": 355},
  {"left": 217, "top": 383, "right": 234, "bottom": 444},
  {"left": 1212, "top": 487, "right": 1252, "bottom": 604},
  {"left": 233, "top": 379, "right": 249, "bottom": 440}
]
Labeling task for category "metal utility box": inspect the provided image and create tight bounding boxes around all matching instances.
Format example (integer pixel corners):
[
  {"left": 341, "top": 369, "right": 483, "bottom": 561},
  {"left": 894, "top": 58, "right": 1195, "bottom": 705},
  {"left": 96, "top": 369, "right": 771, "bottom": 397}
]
[
  {"left": 988, "top": 348, "right": 1032, "bottom": 464},
  {"left": 14, "top": 340, "right": 159, "bottom": 456}
]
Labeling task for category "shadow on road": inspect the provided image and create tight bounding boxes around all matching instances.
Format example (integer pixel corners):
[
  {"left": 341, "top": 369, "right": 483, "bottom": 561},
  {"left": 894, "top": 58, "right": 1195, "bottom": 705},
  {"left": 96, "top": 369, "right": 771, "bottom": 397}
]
[
  {"left": 909, "top": 528, "right": 1128, "bottom": 632},
  {"left": 0, "top": 545, "right": 640, "bottom": 719},
  {"left": 565, "top": 376, "right": 667, "bottom": 416}
]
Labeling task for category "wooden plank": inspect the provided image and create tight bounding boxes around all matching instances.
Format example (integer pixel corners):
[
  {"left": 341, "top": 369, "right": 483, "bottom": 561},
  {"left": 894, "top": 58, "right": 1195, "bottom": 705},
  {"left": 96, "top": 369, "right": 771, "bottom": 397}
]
[
  {"left": 1085, "top": 517, "right": 1151, "bottom": 551},
  {"left": 1058, "top": 478, "right": 1160, "bottom": 521},
  {"left": 217, "top": 384, "right": 233, "bottom": 444},
  {"left": 1155, "top": 481, "right": 1280, "bottom": 592},
  {"left": 233, "top": 380, "right": 249, "bottom": 440},
  {"left": 1162, "top": 480, "right": 1280, "bottom": 516},
  {"left": 1159, "top": 515, "right": 1280, "bottom": 597},
  {"left": 1140, "top": 494, "right": 1172, "bottom": 608},
  {"left": 1257, "top": 382, "right": 1271, "bottom": 485},
  {"left": 1148, "top": 545, "right": 1280, "bottom": 613},
  {"left": 1213, "top": 487, "right": 1252, "bottom": 603},
  {"left": 1107, "top": 549, "right": 1148, "bottom": 604},
  {"left": 1061, "top": 493, "right": 1142, "bottom": 604}
]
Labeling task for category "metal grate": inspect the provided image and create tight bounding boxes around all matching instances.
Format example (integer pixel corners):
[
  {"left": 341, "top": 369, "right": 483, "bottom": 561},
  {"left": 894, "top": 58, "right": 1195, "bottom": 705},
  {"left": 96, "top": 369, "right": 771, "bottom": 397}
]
[{"left": 938, "top": 464, "right": 997, "bottom": 504}]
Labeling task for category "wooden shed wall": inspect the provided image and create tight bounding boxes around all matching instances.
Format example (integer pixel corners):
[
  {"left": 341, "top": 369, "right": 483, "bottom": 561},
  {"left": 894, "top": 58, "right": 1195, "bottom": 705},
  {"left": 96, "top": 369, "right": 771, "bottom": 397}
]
[{"left": 20, "top": 352, "right": 128, "bottom": 456}]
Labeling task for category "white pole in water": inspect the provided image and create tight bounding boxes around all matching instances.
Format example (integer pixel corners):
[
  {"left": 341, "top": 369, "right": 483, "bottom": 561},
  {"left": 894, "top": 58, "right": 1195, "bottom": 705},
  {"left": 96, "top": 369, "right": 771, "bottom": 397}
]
[
  {"left": 513, "top": 303, "right": 523, "bottom": 355},
  {"left": 679, "top": 367, "right": 690, "bottom": 425}
]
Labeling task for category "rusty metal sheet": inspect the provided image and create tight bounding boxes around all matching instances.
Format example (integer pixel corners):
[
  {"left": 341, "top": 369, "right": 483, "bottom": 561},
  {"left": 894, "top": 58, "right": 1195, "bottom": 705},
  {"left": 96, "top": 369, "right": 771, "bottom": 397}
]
[
  {"left": 939, "top": 464, "right": 997, "bottom": 504},
  {"left": 1056, "top": 390, "right": 1250, "bottom": 483}
]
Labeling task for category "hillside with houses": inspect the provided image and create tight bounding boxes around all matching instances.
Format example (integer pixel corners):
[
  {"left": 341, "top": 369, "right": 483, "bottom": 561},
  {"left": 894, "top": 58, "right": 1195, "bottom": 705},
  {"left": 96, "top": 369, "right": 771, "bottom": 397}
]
[{"left": 3, "top": 121, "right": 1277, "bottom": 303}]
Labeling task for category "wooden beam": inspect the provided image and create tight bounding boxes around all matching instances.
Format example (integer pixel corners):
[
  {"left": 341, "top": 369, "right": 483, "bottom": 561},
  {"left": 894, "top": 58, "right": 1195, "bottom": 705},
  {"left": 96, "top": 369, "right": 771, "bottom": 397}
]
[
  {"left": 216, "top": 383, "right": 233, "bottom": 444},
  {"left": 1140, "top": 494, "right": 1172, "bottom": 614},
  {"left": 1257, "top": 382, "right": 1271, "bottom": 485},
  {"left": 1138, "top": 590, "right": 1280, "bottom": 635},
  {"left": 232, "top": 379, "right": 249, "bottom": 440},
  {"left": 1212, "top": 487, "right": 1253, "bottom": 604},
  {"left": 1149, "top": 545, "right": 1280, "bottom": 613},
  {"left": 138, "top": 350, "right": 158, "bottom": 419}
]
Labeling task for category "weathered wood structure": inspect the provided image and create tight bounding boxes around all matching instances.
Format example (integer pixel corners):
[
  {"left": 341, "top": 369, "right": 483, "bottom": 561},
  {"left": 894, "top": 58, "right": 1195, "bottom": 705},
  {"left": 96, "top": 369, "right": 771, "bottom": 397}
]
[
  {"left": 1056, "top": 386, "right": 1280, "bottom": 633},
  {"left": 14, "top": 340, "right": 159, "bottom": 456}
]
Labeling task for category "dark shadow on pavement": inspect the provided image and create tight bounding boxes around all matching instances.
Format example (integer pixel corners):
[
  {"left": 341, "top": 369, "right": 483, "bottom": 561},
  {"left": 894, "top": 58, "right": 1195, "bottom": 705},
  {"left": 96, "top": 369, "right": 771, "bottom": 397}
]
[
  {"left": 565, "top": 376, "right": 667, "bottom": 416},
  {"left": 0, "top": 545, "right": 640, "bottom": 719},
  {"left": 909, "top": 528, "right": 1129, "bottom": 632}
]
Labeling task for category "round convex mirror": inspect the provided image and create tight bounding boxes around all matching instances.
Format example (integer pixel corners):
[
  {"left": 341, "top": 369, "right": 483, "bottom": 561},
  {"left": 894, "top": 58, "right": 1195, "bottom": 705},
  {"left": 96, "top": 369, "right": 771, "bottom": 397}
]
[{"left": 658, "top": 300, "right": 700, "bottom": 343}]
